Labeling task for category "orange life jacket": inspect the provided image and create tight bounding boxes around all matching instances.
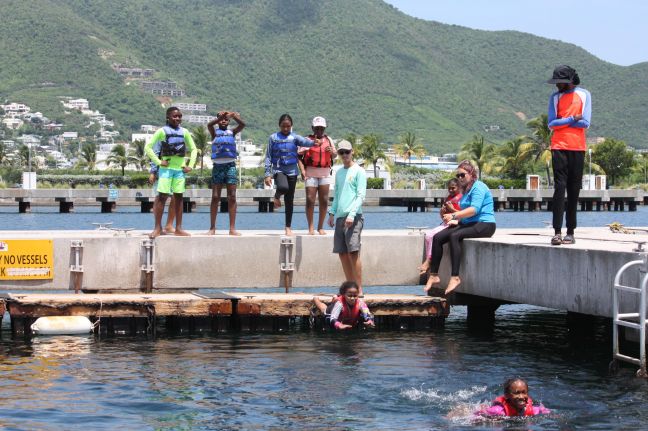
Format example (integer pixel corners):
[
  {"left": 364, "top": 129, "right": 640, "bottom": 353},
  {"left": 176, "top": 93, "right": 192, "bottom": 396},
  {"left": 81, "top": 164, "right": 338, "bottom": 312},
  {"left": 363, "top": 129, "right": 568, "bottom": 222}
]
[
  {"left": 550, "top": 90, "right": 587, "bottom": 151},
  {"left": 335, "top": 295, "right": 361, "bottom": 326},
  {"left": 494, "top": 395, "right": 535, "bottom": 417},
  {"left": 304, "top": 135, "right": 333, "bottom": 168}
]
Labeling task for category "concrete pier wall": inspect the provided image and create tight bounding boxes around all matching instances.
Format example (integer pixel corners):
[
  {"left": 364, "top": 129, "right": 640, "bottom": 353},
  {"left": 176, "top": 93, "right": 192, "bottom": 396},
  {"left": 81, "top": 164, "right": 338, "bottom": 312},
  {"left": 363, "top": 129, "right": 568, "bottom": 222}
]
[{"left": 1, "top": 228, "right": 646, "bottom": 318}]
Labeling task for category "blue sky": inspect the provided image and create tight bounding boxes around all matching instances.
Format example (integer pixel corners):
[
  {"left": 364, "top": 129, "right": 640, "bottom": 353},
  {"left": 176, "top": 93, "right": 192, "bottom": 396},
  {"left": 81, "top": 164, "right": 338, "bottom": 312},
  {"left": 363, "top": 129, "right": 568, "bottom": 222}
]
[{"left": 385, "top": 0, "right": 648, "bottom": 66}]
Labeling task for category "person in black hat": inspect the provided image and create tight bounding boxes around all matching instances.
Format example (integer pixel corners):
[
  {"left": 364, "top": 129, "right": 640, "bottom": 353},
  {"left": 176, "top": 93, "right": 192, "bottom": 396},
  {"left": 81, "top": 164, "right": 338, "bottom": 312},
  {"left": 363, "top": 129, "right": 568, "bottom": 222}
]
[{"left": 546, "top": 65, "right": 592, "bottom": 245}]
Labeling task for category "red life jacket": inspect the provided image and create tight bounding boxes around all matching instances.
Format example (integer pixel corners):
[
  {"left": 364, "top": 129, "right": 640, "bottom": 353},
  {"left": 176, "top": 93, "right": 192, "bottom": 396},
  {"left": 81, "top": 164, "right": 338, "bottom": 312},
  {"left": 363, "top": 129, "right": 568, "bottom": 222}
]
[
  {"left": 304, "top": 135, "right": 333, "bottom": 168},
  {"left": 335, "top": 295, "right": 361, "bottom": 326},
  {"left": 446, "top": 193, "right": 463, "bottom": 211},
  {"left": 494, "top": 396, "right": 535, "bottom": 417}
]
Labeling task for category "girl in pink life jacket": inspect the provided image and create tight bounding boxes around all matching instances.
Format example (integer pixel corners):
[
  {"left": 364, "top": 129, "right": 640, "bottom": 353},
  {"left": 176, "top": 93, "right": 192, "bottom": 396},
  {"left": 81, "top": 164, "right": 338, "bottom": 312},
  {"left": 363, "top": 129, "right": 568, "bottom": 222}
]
[
  {"left": 312, "top": 281, "right": 375, "bottom": 330},
  {"left": 418, "top": 178, "right": 463, "bottom": 292},
  {"left": 476, "top": 378, "right": 550, "bottom": 418}
]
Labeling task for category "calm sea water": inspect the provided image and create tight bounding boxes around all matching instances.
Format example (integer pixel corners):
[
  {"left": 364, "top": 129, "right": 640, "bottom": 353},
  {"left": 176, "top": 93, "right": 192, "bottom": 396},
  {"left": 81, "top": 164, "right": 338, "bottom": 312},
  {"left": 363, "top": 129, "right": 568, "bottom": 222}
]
[
  {"left": 1, "top": 207, "right": 647, "bottom": 429},
  {"left": 1, "top": 204, "right": 647, "bottom": 231}
]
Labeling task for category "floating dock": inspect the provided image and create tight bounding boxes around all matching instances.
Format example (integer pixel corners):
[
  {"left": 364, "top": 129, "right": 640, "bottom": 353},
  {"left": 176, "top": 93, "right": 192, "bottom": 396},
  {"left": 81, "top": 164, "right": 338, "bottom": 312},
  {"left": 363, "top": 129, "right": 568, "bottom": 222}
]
[{"left": 1, "top": 292, "right": 448, "bottom": 336}]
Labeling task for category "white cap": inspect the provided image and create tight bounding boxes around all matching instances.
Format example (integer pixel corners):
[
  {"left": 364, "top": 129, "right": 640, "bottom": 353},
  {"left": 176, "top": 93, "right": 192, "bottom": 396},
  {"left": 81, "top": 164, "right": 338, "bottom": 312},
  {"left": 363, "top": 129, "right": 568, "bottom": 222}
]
[{"left": 311, "top": 116, "right": 327, "bottom": 128}]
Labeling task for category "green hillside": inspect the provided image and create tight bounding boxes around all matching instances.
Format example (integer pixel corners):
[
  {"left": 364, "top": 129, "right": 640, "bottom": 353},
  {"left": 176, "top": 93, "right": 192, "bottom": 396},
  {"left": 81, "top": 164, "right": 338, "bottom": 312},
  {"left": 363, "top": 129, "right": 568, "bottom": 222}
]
[{"left": 1, "top": 0, "right": 647, "bottom": 152}]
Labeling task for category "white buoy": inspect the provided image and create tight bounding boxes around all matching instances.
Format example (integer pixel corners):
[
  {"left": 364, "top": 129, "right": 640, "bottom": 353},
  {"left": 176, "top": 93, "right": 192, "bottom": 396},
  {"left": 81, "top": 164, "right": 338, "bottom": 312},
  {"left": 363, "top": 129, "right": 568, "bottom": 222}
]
[{"left": 31, "top": 316, "right": 94, "bottom": 335}]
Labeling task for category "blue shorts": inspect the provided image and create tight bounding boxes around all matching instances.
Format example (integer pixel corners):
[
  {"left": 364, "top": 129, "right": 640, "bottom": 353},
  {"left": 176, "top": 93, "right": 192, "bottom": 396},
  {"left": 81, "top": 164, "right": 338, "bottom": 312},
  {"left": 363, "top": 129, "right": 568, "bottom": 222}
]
[{"left": 211, "top": 162, "right": 238, "bottom": 186}]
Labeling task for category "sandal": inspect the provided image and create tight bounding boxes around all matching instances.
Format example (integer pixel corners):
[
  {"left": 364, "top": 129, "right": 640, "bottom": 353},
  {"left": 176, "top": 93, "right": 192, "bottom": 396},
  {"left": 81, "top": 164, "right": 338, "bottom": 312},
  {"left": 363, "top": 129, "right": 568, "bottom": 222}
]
[
  {"left": 551, "top": 234, "right": 562, "bottom": 246},
  {"left": 562, "top": 234, "right": 575, "bottom": 244}
]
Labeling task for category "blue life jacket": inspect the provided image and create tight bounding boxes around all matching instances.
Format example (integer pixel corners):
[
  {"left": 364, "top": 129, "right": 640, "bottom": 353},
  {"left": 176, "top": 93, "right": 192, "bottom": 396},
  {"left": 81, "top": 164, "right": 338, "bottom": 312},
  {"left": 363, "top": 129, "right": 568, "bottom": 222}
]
[
  {"left": 160, "top": 125, "right": 186, "bottom": 157},
  {"left": 211, "top": 128, "right": 237, "bottom": 159},
  {"left": 270, "top": 132, "right": 299, "bottom": 167}
]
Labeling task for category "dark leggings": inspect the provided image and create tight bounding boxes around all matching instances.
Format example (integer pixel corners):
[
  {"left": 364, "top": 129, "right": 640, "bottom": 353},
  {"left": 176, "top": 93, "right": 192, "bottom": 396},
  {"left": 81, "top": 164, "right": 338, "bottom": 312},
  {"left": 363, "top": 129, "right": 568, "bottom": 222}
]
[
  {"left": 552, "top": 150, "right": 584, "bottom": 235},
  {"left": 430, "top": 222, "right": 496, "bottom": 276},
  {"left": 274, "top": 172, "right": 298, "bottom": 227}
]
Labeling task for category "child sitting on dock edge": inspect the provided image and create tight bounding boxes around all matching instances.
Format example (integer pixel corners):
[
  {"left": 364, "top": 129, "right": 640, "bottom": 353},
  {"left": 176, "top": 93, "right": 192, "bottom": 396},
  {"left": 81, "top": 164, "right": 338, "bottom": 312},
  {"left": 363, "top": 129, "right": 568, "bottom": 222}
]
[{"left": 313, "top": 281, "right": 375, "bottom": 331}]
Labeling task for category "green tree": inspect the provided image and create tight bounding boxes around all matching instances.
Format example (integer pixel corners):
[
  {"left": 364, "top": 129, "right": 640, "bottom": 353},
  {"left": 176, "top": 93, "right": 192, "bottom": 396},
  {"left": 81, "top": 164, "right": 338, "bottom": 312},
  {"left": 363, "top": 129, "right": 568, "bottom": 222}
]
[
  {"left": 526, "top": 114, "right": 553, "bottom": 186},
  {"left": 458, "top": 135, "right": 495, "bottom": 179},
  {"left": 78, "top": 142, "right": 97, "bottom": 171},
  {"left": 106, "top": 144, "right": 130, "bottom": 176},
  {"left": 128, "top": 139, "right": 148, "bottom": 171},
  {"left": 0, "top": 142, "right": 6, "bottom": 166},
  {"left": 591, "top": 138, "right": 636, "bottom": 185},
  {"left": 18, "top": 144, "right": 30, "bottom": 169},
  {"left": 497, "top": 136, "right": 534, "bottom": 180},
  {"left": 634, "top": 152, "right": 648, "bottom": 185},
  {"left": 394, "top": 132, "right": 425, "bottom": 164},
  {"left": 191, "top": 126, "right": 209, "bottom": 172},
  {"left": 358, "top": 133, "right": 387, "bottom": 178}
]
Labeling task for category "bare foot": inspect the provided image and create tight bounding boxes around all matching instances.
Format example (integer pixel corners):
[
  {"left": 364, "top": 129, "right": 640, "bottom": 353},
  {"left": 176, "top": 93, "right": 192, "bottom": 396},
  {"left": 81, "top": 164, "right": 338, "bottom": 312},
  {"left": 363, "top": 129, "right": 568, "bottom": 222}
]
[
  {"left": 164, "top": 225, "right": 176, "bottom": 234},
  {"left": 148, "top": 228, "right": 162, "bottom": 239},
  {"left": 175, "top": 229, "right": 191, "bottom": 236},
  {"left": 445, "top": 276, "right": 462, "bottom": 295},
  {"left": 229, "top": 230, "right": 242, "bottom": 236},
  {"left": 418, "top": 260, "right": 430, "bottom": 275},
  {"left": 308, "top": 229, "right": 315, "bottom": 235},
  {"left": 318, "top": 229, "right": 326, "bottom": 235},
  {"left": 205, "top": 228, "right": 216, "bottom": 235},
  {"left": 273, "top": 197, "right": 282, "bottom": 208},
  {"left": 285, "top": 227, "right": 293, "bottom": 236},
  {"left": 424, "top": 273, "right": 441, "bottom": 293}
]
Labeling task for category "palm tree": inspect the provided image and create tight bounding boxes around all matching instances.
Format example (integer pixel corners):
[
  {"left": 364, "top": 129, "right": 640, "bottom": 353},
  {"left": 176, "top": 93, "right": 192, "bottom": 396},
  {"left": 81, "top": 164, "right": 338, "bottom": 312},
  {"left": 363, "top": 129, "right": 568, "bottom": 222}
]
[
  {"left": 17, "top": 144, "right": 30, "bottom": 169},
  {"left": 394, "top": 132, "right": 425, "bottom": 164},
  {"left": 358, "top": 133, "right": 387, "bottom": 178},
  {"left": 497, "top": 136, "right": 534, "bottom": 180},
  {"left": 526, "top": 114, "right": 553, "bottom": 186},
  {"left": 127, "top": 139, "right": 148, "bottom": 171},
  {"left": 458, "top": 135, "right": 495, "bottom": 179},
  {"left": 191, "top": 126, "right": 209, "bottom": 172},
  {"left": 79, "top": 142, "right": 97, "bottom": 171},
  {"left": 106, "top": 144, "right": 129, "bottom": 176}
]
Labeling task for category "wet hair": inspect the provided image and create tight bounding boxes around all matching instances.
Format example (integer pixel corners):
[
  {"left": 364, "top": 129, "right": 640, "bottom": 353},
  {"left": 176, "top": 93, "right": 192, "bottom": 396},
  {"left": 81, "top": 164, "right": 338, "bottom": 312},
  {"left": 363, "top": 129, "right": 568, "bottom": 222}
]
[
  {"left": 278, "top": 113, "right": 293, "bottom": 126},
  {"left": 338, "top": 280, "right": 359, "bottom": 296},
  {"left": 503, "top": 378, "right": 528, "bottom": 394},
  {"left": 166, "top": 106, "right": 180, "bottom": 117},
  {"left": 447, "top": 178, "right": 459, "bottom": 188}
]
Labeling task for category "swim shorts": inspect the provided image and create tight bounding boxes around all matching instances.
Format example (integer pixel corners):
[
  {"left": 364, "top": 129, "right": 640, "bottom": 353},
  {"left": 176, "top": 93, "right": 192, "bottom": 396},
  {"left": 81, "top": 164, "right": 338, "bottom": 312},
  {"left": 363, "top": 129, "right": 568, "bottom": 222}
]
[
  {"left": 211, "top": 161, "right": 238, "bottom": 186},
  {"left": 157, "top": 167, "right": 186, "bottom": 194},
  {"left": 333, "top": 215, "right": 364, "bottom": 254}
]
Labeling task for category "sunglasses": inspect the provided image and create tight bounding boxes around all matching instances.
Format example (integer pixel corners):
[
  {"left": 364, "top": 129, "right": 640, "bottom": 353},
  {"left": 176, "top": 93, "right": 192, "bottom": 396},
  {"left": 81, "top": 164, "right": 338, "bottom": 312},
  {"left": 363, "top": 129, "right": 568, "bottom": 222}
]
[
  {"left": 338, "top": 150, "right": 351, "bottom": 155},
  {"left": 455, "top": 173, "right": 467, "bottom": 179}
]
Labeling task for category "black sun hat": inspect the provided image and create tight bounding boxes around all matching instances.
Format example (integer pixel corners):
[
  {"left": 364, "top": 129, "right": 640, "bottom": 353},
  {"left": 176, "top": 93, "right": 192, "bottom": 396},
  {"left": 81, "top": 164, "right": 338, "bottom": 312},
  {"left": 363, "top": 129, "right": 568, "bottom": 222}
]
[{"left": 547, "top": 65, "right": 580, "bottom": 85}]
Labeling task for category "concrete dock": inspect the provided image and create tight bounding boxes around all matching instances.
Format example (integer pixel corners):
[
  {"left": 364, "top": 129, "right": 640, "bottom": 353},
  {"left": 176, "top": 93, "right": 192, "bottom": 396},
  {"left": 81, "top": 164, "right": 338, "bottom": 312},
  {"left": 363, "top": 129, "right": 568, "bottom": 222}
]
[
  {"left": 1, "top": 227, "right": 647, "bottom": 325},
  {"left": 1, "top": 188, "right": 645, "bottom": 212}
]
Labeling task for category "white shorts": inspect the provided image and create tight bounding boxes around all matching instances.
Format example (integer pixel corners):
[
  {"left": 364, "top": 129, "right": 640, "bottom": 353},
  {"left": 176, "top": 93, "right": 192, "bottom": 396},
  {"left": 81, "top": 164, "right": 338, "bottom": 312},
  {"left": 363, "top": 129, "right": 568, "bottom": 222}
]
[{"left": 305, "top": 176, "right": 333, "bottom": 187}]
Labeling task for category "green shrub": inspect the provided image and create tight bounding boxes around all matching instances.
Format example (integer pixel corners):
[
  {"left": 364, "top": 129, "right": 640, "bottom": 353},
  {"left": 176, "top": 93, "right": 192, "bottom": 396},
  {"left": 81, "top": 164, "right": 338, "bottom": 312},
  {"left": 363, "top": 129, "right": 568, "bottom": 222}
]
[
  {"left": 481, "top": 178, "right": 526, "bottom": 189},
  {"left": 367, "top": 177, "right": 384, "bottom": 189}
]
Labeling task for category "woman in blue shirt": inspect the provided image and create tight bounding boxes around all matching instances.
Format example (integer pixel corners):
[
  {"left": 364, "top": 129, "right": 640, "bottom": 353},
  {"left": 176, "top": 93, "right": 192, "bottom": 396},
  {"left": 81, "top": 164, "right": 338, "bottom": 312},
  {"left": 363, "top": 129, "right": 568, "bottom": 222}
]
[
  {"left": 264, "top": 114, "right": 319, "bottom": 235},
  {"left": 426, "top": 160, "right": 496, "bottom": 295}
]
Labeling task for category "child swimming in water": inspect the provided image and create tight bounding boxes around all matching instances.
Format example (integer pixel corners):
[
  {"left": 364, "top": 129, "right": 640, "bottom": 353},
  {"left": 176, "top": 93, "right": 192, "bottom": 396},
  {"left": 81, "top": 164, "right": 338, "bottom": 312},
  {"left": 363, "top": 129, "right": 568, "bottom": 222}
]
[
  {"left": 476, "top": 378, "right": 550, "bottom": 417},
  {"left": 312, "top": 281, "right": 375, "bottom": 330}
]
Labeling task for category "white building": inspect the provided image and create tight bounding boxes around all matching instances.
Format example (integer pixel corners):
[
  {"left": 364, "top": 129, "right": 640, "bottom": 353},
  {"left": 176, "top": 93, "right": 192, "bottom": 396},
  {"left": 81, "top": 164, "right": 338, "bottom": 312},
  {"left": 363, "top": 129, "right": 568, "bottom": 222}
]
[
  {"left": 185, "top": 114, "right": 215, "bottom": 124},
  {"left": 61, "top": 132, "right": 79, "bottom": 140},
  {"left": 62, "top": 98, "right": 90, "bottom": 110},
  {"left": 176, "top": 103, "right": 207, "bottom": 112},
  {"left": 140, "top": 125, "right": 157, "bottom": 133},
  {"left": 2, "top": 118, "right": 24, "bottom": 129},
  {"left": 1, "top": 103, "right": 31, "bottom": 117},
  {"left": 16, "top": 135, "right": 41, "bottom": 146},
  {"left": 132, "top": 133, "right": 154, "bottom": 143}
]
